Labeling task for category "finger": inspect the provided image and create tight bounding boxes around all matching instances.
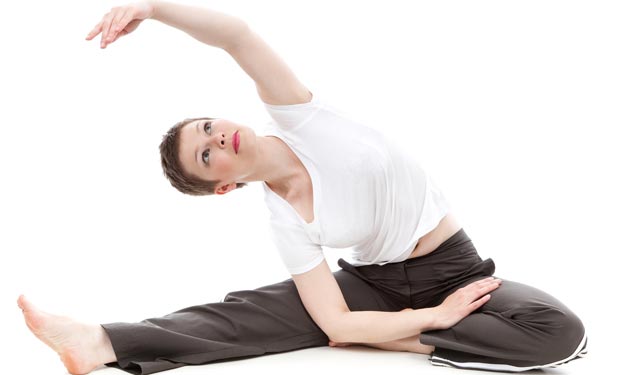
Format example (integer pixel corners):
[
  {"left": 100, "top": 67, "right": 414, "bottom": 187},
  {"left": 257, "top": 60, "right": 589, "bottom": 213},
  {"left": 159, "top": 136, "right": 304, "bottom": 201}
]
[
  {"left": 464, "top": 278, "right": 493, "bottom": 290},
  {"left": 85, "top": 21, "right": 103, "bottom": 40},
  {"left": 476, "top": 280, "right": 501, "bottom": 294},
  {"left": 100, "top": 12, "right": 116, "bottom": 48},
  {"left": 461, "top": 279, "right": 497, "bottom": 295},
  {"left": 108, "top": 8, "right": 131, "bottom": 43},
  {"left": 483, "top": 279, "right": 503, "bottom": 290},
  {"left": 462, "top": 279, "right": 491, "bottom": 294},
  {"left": 472, "top": 278, "right": 501, "bottom": 290},
  {"left": 475, "top": 281, "right": 501, "bottom": 297},
  {"left": 474, "top": 277, "right": 495, "bottom": 285},
  {"left": 468, "top": 294, "right": 491, "bottom": 311},
  {"left": 110, "top": 29, "right": 128, "bottom": 44}
]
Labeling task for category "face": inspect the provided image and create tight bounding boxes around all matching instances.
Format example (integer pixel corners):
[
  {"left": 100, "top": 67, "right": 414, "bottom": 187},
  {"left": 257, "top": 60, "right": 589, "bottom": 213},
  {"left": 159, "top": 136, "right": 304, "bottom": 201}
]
[{"left": 178, "top": 118, "right": 257, "bottom": 195}]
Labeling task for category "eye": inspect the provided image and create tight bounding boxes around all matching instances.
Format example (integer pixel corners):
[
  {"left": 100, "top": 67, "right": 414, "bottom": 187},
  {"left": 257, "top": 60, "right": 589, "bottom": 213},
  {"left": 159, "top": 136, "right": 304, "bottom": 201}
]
[
  {"left": 204, "top": 121, "right": 212, "bottom": 134},
  {"left": 202, "top": 149, "right": 210, "bottom": 164}
]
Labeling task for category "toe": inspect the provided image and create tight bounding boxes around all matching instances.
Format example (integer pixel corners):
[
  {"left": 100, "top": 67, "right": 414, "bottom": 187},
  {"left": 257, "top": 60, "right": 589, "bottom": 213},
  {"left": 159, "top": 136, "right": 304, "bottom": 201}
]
[
  {"left": 17, "top": 294, "right": 26, "bottom": 311},
  {"left": 18, "top": 295, "right": 39, "bottom": 313}
]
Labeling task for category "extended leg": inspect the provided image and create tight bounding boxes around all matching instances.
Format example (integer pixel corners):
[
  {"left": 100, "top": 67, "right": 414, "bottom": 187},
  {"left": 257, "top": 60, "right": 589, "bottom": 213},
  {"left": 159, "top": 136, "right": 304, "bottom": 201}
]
[{"left": 102, "top": 269, "right": 392, "bottom": 374}]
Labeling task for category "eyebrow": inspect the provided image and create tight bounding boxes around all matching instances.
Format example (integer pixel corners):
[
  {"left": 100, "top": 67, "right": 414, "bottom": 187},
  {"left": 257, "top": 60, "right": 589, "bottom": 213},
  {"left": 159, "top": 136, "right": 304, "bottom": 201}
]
[{"left": 194, "top": 121, "right": 203, "bottom": 167}]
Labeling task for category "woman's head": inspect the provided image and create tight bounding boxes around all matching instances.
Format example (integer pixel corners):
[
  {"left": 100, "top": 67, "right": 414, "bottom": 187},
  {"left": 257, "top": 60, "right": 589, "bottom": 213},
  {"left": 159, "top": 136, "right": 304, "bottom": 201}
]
[{"left": 159, "top": 117, "right": 249, "bottom": 196}]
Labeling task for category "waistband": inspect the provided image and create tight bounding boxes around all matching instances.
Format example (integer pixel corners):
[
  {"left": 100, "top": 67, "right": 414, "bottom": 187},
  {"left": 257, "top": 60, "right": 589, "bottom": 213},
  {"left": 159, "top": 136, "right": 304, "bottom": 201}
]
[
  {"left": 408, "top": 227, "right": 473, "bottom": 262},
  {"left": 338, "top": 228, "right": 473, "bottom": 273}
]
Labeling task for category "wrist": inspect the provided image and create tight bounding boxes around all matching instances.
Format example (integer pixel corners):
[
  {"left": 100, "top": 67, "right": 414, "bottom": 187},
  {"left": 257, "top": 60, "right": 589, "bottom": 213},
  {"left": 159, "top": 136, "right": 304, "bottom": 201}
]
[
  {"left": 145, "top": 0, "right": 159, "bottom": 20},
  {"left": 419, "top": 307, "right": 441, "bottom": 331}
]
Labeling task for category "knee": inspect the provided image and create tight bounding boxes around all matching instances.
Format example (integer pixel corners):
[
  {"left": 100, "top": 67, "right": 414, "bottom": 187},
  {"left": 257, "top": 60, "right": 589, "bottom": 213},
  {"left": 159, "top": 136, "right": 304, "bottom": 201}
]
[
  {"left": 555, "top": 309, "right": 586, "bottom": 360},
  {"left": 534, "top": 307, "right": 586, "bottom": 365}
]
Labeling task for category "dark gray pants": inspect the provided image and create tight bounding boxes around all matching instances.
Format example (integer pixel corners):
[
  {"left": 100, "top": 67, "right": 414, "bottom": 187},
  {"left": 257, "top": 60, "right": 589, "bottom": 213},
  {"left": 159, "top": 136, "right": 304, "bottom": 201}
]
[{"left": 102, "top": 229, "right": 586, "bottom": 374}]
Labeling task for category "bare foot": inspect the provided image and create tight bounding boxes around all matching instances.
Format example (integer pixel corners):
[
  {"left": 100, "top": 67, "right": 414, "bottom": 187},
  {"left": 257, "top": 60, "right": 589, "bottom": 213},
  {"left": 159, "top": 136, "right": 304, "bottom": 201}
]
[{"left": 17, "top": 295, "right": 116, "bottom": 375}]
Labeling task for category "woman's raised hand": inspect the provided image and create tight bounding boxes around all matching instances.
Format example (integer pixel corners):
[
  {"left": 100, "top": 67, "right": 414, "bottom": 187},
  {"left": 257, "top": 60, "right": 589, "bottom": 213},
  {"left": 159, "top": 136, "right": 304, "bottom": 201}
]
[
  {"left": 432, "top": 277, "right": 502, "bottom": 330},
  {"left": 86, "top": 2, "right": 155, "bottom": 48}
]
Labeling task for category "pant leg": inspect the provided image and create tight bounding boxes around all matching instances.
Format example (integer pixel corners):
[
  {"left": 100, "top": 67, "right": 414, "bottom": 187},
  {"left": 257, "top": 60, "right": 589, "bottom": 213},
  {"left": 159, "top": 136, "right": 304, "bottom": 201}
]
[
  {"left": 404, "top": 229, "right": 587, "bottom": 371},
  {"left": 336, "top": 228, "right": 586, "bottom": 371},
  {"left": 421, "top": 278, "right": 587, "bottom": 371},
  {"left": 102, "top": 269, "right": 393, "bottom": 375}
]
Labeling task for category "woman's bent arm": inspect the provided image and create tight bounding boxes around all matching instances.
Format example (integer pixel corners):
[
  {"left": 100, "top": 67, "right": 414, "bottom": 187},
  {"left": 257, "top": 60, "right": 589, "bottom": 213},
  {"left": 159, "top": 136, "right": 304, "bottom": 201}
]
[
  {"left": 293, "top": 260, "right": 501, "bottom": 344},
  {"left": 293, "top": 260, "right": 434, "bottom": 343}
]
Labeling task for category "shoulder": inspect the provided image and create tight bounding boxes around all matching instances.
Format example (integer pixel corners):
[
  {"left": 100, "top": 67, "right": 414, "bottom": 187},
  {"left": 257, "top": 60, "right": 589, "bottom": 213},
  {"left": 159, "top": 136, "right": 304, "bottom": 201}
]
[{"left": 263, "top": 93, "right": 323, "bottom": 128}]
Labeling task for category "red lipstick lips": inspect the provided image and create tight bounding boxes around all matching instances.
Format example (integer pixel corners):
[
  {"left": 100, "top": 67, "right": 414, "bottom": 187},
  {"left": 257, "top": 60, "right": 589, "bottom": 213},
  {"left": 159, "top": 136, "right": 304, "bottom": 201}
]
[{"left": 233, "top": 131, "right": 240, "bottom": 154}]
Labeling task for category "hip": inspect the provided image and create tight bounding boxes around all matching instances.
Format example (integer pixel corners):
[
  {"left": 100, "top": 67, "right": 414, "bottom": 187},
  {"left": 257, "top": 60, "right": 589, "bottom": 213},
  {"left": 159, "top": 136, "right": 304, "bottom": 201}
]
[{"left": 408, "top": 212, "right": 462, "bottom": 259}]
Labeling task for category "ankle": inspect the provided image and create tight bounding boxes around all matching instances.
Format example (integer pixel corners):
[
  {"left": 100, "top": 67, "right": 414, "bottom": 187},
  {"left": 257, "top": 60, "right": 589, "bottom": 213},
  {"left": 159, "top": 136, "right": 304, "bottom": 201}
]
[{"left": 91, "top": 324, "right": 117, "bottom": 365}]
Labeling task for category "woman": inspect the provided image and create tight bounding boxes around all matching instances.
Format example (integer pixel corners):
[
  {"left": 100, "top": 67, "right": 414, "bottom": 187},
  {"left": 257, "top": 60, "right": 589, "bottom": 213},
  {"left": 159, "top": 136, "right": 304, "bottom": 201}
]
[{"left": 17, "top": 1, "right": 587, "bottom": 374}]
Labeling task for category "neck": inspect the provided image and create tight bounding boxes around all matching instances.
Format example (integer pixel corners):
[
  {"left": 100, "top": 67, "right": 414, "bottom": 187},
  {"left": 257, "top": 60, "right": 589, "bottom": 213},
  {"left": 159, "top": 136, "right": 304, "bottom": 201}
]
[{"left": 241, "top": 135, "right": 301, "bottom": 192}]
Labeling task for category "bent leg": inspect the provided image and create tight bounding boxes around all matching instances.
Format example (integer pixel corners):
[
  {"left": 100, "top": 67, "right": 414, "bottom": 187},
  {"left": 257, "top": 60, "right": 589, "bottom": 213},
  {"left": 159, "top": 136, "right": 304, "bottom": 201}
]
[
  {"left": 421, "top": 278, "right": 587, "bottom": 371},
  {"left": 102, "top": 269, "right": 392, "bottom": 375}
]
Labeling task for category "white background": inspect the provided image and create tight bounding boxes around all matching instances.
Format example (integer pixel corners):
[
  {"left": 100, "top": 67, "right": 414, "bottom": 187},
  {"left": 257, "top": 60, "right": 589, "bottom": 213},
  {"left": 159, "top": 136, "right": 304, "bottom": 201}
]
[{"left": 2, "top": 0, "right": 623, "bottom": 373}]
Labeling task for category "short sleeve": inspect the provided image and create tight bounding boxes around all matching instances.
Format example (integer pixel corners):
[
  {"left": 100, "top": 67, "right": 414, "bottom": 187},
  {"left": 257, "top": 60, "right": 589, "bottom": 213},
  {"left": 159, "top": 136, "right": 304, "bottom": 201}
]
[
  {"left": 268, "top": 219, "right": 325, "bottom": 275},
  {"left": 263, "top": 94, "right": 323, "bottom": 130}
]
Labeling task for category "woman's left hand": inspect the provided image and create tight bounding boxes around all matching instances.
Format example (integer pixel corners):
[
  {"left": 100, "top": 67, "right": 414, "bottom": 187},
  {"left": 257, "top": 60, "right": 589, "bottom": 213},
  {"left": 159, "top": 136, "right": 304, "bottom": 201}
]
[{"left": 432, "top": 277, "right": 502, "bottom": 330}]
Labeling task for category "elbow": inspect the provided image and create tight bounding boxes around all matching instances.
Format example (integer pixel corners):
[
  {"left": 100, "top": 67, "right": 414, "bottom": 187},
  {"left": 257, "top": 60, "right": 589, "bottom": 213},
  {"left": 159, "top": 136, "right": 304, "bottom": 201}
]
[
  {"left": 324, "top": 313, "right": 353, "bottom": 344},
  {"left": 326, "top": 328, "right": 346, "bottom": 344},
  {"left": 222, "top": 21, "right": 253, "bottom": 52},
  {"left": 327, "top": 331, "right": 349, "bottom": 344}
]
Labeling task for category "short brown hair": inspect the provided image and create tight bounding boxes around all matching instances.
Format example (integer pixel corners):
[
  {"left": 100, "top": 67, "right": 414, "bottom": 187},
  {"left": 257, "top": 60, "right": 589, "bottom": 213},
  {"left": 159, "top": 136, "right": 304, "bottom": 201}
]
[{"left": 159, "top": 117, "right": 247, "bottom": 196}]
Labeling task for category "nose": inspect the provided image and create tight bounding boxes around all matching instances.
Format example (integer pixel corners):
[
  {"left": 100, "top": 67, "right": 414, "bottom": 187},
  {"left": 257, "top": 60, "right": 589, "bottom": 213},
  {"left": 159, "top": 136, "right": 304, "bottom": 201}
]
[{"left": 211, "top": 132, "right": 227, "bottom": 149}]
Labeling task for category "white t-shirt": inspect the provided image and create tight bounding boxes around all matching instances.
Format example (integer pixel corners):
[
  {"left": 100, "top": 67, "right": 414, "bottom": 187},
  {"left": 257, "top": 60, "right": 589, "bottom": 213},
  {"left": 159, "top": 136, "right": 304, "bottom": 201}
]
[{"left": 262, "top": 95, "right": 451, "bottom": 275}]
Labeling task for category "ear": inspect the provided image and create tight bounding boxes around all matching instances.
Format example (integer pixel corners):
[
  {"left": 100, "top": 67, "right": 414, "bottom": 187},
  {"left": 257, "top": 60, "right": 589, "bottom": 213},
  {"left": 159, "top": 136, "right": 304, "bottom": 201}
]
[{"left": 214, "top": 182, "right": 238, "bottom": 195}]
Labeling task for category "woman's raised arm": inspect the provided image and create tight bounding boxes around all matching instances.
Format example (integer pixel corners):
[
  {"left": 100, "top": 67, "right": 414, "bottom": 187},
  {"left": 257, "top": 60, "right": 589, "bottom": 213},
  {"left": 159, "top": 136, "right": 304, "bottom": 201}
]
[{"left": 86, "top": 1, "right": 311, "bottom": 105}]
